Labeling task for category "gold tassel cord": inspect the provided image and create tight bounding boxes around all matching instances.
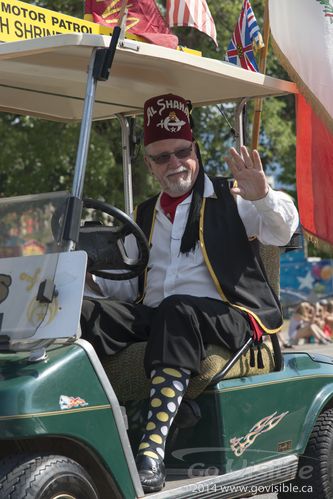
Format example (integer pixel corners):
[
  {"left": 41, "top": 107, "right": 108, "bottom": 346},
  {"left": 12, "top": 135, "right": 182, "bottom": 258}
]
[{"left": 303, "top": 228, "right": 333, "bottom": 257}]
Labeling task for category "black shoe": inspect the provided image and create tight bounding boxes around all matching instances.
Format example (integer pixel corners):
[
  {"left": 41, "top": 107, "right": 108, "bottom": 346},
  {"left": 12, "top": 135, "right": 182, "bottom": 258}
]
[{"left": 135, "top": 454, "right": 166, "bottom": 493}]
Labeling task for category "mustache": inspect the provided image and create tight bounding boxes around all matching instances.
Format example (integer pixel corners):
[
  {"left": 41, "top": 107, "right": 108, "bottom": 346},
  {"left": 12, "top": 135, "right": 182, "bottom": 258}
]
[{"left": 165, "top": 166, "right": 189, "bottom": 178}]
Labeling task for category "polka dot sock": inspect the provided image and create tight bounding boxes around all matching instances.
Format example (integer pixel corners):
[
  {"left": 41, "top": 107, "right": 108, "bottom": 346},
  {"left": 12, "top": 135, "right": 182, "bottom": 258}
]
[{"left": 137, "top": 366, "right": 191, "bottom": 461}]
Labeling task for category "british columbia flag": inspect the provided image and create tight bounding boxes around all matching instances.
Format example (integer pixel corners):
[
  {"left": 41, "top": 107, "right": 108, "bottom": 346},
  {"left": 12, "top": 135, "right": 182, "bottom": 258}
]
[{"left": 225, "top": 0, "right": 264, "bottom": 72}]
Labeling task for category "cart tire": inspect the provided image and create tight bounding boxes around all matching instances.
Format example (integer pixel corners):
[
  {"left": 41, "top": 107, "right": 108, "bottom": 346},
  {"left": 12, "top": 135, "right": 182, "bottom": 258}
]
[
  {"left": 0, "top": 453, "right": 99, "bottom": 499},
  {"left": 278, "top": 408, "right": 333, "bottom": 498}
]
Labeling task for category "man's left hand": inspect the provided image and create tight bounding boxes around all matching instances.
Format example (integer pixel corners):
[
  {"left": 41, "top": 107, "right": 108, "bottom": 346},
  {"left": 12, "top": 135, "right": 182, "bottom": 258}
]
[{"left": 225, "top": 146, "right": 269, "bottom": 201}]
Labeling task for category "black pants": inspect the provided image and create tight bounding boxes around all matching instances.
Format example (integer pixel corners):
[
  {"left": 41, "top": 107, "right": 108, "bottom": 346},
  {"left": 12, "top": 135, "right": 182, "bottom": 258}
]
[{"left": 81, "top": 294, "right": 252, "bottom": 376}]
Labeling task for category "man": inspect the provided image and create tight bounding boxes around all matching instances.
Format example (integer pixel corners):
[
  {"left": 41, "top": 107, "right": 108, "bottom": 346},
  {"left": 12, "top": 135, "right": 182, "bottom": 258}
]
[{"left": 82, "top": 93, "right": 299, "bottom": 493}]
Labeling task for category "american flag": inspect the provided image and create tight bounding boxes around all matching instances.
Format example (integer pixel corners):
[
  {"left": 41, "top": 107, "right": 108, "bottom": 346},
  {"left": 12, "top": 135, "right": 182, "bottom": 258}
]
[
  {"left": 225, "top": 0, "right": 264, "bottom": 72},
  {"left": 166, "top": 0, "right": 217, "bottom": 46}
]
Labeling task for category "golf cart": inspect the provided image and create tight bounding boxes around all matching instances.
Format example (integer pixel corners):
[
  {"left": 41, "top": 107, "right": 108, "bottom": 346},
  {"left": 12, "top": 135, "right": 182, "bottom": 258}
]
[{"left": 0, "top": 27, "right": 333, "bottom": 499}]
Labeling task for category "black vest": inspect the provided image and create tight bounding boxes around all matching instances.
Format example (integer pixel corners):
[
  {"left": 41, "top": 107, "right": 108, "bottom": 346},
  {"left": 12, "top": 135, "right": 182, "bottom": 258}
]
[{"left": 135, "top": 177, "right": 282, "bottom": 334}]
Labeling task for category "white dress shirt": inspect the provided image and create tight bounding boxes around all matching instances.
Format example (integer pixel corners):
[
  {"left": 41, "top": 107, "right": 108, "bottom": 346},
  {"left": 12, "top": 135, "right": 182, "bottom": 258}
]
[{"left": 91, "top": 175, "right": 299, "bottom": 306}]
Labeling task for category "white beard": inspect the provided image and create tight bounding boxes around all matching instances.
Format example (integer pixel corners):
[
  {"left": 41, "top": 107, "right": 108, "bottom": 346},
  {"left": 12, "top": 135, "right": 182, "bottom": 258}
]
[{"left": 163, "top": 167, "right": 193, "bottom": 196}]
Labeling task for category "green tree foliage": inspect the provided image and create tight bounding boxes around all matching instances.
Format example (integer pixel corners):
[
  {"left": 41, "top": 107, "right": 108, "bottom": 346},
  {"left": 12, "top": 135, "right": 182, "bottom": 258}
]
[{"left": 0, "top": 0, "right": 297, "bottom": 209}]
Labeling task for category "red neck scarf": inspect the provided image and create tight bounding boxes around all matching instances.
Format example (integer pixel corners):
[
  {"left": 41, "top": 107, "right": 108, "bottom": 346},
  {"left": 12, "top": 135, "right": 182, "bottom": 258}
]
[{"left": 160, "top": 191, "right": 191, "bottom": 223}]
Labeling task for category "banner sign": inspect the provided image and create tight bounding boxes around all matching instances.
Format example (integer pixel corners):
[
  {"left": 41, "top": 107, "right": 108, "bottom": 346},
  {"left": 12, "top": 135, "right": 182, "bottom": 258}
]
[
  {"left": 85, "top": 0, "right": 178, "bottom": 48},
  {"left": 0, "top": 0, "right": 116, "bottom": 42},
  {"left": 280, "top": 250, "right": 333, "bottom": 304}
]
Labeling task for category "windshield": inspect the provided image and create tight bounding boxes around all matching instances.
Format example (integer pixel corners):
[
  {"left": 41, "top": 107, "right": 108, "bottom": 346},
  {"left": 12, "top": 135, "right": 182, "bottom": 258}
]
[{"left": 0, "top": 192, "right": 69, "bottom": 259}]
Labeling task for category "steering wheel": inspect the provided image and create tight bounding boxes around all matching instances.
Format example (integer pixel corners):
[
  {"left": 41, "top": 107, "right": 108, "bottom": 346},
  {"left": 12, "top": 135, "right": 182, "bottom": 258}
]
[{"left": 77, "top": 199, "right": 149, "bottom": 280}]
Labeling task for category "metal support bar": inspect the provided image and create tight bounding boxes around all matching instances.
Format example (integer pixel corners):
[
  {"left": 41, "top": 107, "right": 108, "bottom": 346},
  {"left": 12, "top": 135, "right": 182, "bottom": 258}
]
[
  {"left": 117, "top": 114, "right": 133, "bottom": 215},
  {"left": 61, "top": 49, "right": 99, "bottom": 252},
  {"left": 119, "top": 8, "right": 128, "bottom": 43},
  {"left": 71, "top": 49, "right": 98, "bottom": 201},
  {"left": 234, "top": 98, "right": 247, "bottom": 153},
  {"left": 209, "top": 337, "right": 253, "bottom": 385}
]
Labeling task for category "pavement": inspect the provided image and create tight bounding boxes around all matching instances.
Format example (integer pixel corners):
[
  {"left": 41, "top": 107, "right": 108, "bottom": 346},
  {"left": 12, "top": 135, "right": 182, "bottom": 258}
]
[{"left": 281, "top": 340, "right": 333, "bottom": 356}]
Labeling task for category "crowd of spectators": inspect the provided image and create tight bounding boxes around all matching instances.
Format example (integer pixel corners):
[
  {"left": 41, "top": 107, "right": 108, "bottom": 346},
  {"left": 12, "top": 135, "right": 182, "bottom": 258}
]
[{"left": 284, "top": 299, "right": 333, "bottom": 347}]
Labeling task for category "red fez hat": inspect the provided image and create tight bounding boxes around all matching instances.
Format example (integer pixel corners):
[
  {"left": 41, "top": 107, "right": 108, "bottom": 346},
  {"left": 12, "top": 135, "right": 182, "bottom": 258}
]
[{"left": 144, "top": 94, "right": 193, "bottom": 146}]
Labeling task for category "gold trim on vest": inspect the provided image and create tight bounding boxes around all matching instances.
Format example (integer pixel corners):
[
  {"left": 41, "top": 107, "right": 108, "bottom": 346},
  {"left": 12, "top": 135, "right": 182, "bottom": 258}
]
[
  {"left": 199, "top": 198, "right": 227, "bottom": 301},
  {"left": 199, "top": 196, "right": 282, "bottom": 335}
]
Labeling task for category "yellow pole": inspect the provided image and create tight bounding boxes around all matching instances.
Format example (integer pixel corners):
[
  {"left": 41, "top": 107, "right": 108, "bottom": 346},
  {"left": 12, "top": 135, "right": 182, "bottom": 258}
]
[{"left": 251, "top": 0, "right": 270, "bottom": 150}]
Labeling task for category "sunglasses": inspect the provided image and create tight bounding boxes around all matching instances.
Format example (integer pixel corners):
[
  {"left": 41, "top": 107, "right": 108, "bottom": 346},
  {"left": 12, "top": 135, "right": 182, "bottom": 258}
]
[{"left": 148, "top": 145, "right": 193, "bottom": 165}]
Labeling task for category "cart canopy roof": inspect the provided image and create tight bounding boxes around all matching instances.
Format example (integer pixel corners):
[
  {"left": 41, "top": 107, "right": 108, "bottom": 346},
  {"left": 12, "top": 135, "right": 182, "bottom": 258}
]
[{"left": 0, "top": 34, "right": 297, "bottom": 122}]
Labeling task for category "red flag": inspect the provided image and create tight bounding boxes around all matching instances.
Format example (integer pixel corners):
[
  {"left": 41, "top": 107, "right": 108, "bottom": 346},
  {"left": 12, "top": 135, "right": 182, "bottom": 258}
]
[
  {"left": 296, "top": 94, "right": 333, "bottom": 248},
  {"left": 270, "top": 0, "right": 333, "bottom": 250},
  {"left": 85, "top": 0, "right": 178, "bottom": 49},
  {"left": 166, "top": 0, "right": 217, "bottom": 46}
]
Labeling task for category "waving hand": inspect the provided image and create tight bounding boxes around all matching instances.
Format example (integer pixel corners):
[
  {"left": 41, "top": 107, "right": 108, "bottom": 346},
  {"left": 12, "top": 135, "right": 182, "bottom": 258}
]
[{"left": 225, "top": 146, "right": 269, "bottom": 201}]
